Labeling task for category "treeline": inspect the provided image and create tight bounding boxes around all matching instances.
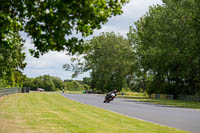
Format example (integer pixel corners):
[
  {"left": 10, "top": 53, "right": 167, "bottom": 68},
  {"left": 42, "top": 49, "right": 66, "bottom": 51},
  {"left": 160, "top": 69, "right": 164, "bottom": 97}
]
[
  {"left": 128, "top": 0, "right": 200, "bottom": 97},
  {"left": 65, "top": 0, "right": 200, "bottom": 97},
  {"left": 0, "top": 70, "right": 25, "bottom": 88},
  {"left": 64, "top": 33, "right": 135, "bottom": 93},
  {"left": 0, "top": 9, "right": 27, "bottom": 88},
  {"left": 0, "top": 25, "right": 26, "bottom": 88},
  {"left": 1, "top": 0, "right": 200, "bottom": 97},
  {"left": 0, "top": 1, "right": 129, "bottom": 87},
  {"left": 23, "top": 75, "right": 90, "bottom": 91}
]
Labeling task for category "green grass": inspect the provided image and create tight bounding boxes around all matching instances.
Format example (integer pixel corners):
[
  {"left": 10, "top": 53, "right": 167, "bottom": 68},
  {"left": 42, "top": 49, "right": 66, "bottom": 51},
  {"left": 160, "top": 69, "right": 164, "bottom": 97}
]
[
  {"left": 65, "top": 90, "right": 83, "bottom": 94},
  {"left": 56, "top": 90, "right": 83, "bottom": 94},
  {"left": 0, "top": 92, "right": 189, "bottom": 133},
  {"left": 118, "top": 92, "right": 200, "bottom": 109}
]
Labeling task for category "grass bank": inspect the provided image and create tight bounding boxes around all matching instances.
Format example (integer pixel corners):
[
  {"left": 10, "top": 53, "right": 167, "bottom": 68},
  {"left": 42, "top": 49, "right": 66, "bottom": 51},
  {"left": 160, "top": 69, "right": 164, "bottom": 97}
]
[
  {"left": 57, "top": 90, "right": 83, "bottom": 94},
  {"left": 0, "top": 92, "right": 189, "bottom": 133},
  {"left": 118, "top": 92, "right": 200, "bottom": 109}
]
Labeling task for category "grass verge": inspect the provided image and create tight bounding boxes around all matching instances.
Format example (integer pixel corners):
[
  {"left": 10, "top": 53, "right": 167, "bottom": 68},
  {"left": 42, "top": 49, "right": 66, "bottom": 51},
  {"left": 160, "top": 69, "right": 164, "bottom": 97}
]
[
  {"left": 56, "top": 90, "right": 83, "bottom": 94},
  {"left": 118, "top": 92, "right": 200, "bottom": 109},
  {"left": 0, "top": 92, "right": 189, "bottom": 133}
]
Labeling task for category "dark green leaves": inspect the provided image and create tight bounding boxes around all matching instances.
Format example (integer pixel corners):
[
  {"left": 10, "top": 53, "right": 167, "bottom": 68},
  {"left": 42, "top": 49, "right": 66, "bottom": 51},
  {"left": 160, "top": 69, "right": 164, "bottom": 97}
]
[
  {"left": 128, "top": 0, "right": 200, "bottom": 96},
  {"left": 64, "top": 32, "right": 135, "bottom": 92},
  {"left": 1, "top": 0, "right": 129, "bottom": 57}
]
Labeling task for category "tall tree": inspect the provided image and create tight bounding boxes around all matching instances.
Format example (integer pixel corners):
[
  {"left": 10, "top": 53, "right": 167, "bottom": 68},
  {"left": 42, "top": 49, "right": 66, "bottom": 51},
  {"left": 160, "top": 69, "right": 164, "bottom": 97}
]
[
  {"left": 64, "top": 32, "right": 135, "bottom": 92},
  {"left": 0, "top": 13, "right": 26, "bottom": 87},
  {"left": 0, "top": 0, "right": 129, "bottom": 87},
  {"left": 128, "top": 0, "right": 200, "bottom": 96},
  {"left": 1, "top": 0, "right": 129, "bottom": 57}
]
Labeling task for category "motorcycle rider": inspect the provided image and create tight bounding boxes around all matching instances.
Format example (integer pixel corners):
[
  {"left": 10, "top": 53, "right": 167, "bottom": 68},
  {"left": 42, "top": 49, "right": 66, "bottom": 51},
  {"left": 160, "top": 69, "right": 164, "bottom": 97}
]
[{"left": 104, "top": 89, "right": 117, "bottom": 102}]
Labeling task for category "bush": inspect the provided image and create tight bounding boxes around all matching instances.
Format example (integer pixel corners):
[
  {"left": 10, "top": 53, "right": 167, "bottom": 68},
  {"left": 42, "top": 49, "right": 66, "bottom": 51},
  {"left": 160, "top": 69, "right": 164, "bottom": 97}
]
[{"left": 64, "top": 81, "right": 87, "bottom": 91}]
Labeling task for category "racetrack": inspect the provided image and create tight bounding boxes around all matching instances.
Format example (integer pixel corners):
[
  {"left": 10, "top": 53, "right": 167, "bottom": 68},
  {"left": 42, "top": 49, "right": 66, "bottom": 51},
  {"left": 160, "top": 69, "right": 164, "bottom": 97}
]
[{"left": 62, "top": 93, "right": 200, "bottom": 133}]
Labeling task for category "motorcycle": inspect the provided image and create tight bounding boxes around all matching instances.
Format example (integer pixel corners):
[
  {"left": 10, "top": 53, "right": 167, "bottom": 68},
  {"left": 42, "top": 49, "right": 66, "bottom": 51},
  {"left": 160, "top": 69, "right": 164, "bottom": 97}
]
[{"left": 103, "top": 93, "right": 116, "bottom": 103}]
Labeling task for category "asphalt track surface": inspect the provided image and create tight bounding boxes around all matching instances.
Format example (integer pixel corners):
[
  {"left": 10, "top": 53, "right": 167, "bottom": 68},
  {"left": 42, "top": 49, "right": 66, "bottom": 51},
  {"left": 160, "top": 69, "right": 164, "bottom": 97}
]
[{"left": 61, "top": 93, "right": 200, "bottom": 133}]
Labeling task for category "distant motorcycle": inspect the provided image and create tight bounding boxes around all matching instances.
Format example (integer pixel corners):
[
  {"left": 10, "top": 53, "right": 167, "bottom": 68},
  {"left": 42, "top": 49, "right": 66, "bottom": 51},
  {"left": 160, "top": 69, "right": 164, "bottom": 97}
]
[{"left": 104, "top": 92, "right": 116, "bottom": 103}]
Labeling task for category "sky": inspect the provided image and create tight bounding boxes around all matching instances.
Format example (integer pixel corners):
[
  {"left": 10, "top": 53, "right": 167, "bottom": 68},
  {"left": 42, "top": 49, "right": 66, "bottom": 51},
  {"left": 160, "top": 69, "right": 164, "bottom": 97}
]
[{"left": 23, "top": 0, "right": 162, "bottom": 80}]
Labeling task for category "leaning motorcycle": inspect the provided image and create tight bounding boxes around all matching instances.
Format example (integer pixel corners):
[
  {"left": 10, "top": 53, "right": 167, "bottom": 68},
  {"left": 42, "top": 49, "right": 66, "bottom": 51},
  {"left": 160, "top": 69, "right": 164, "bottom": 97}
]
[{"left": 103, "top": 93, "right": 116, "bottom": 103}]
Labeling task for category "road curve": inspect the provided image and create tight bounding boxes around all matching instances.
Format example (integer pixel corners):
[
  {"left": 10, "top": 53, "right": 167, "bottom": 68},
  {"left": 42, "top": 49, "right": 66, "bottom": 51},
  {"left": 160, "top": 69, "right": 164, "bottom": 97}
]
[{"left": 61, "top": 93, "right": 200, "bottom": 133}]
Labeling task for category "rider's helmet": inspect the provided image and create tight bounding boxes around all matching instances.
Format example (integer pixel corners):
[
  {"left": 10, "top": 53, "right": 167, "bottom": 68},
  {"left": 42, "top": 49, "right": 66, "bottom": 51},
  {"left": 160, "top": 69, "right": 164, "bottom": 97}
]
[{"left": 114, "top": 89, "right": 117, "bottom": 93}]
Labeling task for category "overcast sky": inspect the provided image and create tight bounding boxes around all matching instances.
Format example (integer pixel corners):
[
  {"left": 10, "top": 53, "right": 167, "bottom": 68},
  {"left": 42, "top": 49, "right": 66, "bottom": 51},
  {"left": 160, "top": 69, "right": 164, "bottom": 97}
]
[{"left": 23, "top": 0, "right": 162, "bottom": 80}]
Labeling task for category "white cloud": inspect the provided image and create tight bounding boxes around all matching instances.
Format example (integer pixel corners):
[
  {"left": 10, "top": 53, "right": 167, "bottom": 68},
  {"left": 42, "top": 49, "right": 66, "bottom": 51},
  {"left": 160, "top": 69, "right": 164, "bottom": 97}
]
[
  {"left": 23, "top": 47, "right": 80, "bottom": 80},
  {"left": 23, "top": 0, "right": 162, "bottom": 80},
  {"left": 91, "top": 0, "right": 162, "bottom": 36},
  {"left": 26, "top": 52, "right": 70, "bottom": 69}
]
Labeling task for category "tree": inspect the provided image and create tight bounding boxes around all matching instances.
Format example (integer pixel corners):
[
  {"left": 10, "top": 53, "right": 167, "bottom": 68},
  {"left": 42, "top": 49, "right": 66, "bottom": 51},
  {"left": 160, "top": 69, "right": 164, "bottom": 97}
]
[
  {"left": 1, "top": 0, "right": 129, "bottom": 87},
  {"left": 44, "top": 79, "right": 56, "bottom": 91},
  {"left": 1, "top": 0, "right": 129, "bottom": 57},
  {"left": 83, "top": 77, "right": 92, "bottom": 86},
  {"left": 128, "top": 0, "right": 200, "bottom": 96},
  {"left": 0, "top": 12, "right": 26, "bottom": 87},
  {"left": 23, "top": 75, "right": 63, "bottom": 91},
  {"left": 23, "top": 77, "right": 34, "bottom": 89},
  {"left": 63, "top": 80, "right": 86, "bottom": 91},
  {"left": 51, "top": 76, "right": 64, "bottom": 90},
  {"left": 64, "top": 32, "right": 136, "bottom": 92}
]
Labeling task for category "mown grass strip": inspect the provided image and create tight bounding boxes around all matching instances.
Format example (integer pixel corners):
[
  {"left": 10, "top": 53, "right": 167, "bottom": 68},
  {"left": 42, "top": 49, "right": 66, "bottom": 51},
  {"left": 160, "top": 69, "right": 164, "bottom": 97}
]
[
  {"left": 0, "top": 92, "right": 189, "bottom": 133},
  {"left": 118, "top": 92, "right": 200, "bottom": 109}
]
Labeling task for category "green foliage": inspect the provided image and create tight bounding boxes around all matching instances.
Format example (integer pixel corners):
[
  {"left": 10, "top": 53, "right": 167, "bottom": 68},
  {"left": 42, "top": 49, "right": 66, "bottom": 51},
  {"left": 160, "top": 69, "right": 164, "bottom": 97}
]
[
  {"left": 82, "top": 77, "right": 92, "bottom": 86},
  {"left": 128, "top": 0, "right": 200, "bottom": 97},
  {"left": 0, "top": 12, "right": 26, "bottom": 88},
  {"left": 1, "top": 0, "right": 129, "bottom": 88},
  {"left": 23, "top": 75, "right": 88, "bottom": 91},
  {"left": 0, "top": 70, "right": 25, "bottom": 88},
  {"left": 1, "top": 0, "right": 129, "bottom": 57},
  {"left": 63, "top": 81, "right": 86, "bottom": 91},
  {"left": 64, "top": 32, "right": 136, "bottom": 92},
  {"left": 51, "top": 77, "right": 64, "bottom": 90},
  {"left": 23, "top": 75, "right": 63, "bottom": 91},
  {"left": 23, "top": 77, "right": 34, "bottom": 89}
]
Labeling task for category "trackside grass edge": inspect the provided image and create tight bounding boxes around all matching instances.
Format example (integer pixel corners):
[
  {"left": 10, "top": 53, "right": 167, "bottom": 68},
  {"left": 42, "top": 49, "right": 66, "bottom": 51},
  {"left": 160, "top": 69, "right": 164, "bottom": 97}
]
[
  {"left": 0, "top": 92, "right": 189, "bottom": 133},
  {"left": 62, "top": 91, "right": 200, "bottom": 109},
  {"left": 118, "top": 92, "right": 200, "bottom": 109}
]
